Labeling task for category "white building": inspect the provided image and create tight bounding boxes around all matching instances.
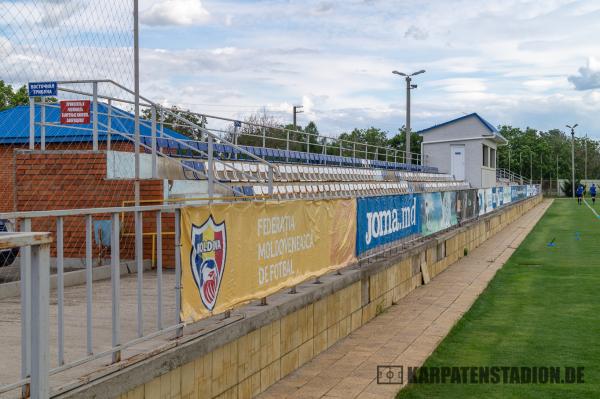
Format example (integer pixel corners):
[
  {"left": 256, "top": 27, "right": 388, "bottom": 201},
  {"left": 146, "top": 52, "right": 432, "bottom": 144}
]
[{"left": 418, "top": 113, "right": 507, "bottom": 188}]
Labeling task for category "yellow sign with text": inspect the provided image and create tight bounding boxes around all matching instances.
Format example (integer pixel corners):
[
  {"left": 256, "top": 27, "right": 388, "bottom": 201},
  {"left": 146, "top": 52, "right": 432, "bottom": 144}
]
[{"left": 180, "top": 199, "right": 356, "bottom": 322}]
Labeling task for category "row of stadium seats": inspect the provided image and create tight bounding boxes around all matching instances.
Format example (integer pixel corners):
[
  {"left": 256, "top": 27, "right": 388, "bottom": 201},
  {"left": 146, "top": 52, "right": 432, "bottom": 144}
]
[
  {"left": 142, "top": 136, "right": 438, "bottom": 173},
  {"left": 181, "top": 160, "right": 454, "bottom": 184},
  {"left": 227, "top": 181, "right": 470, "bottom": 200}
]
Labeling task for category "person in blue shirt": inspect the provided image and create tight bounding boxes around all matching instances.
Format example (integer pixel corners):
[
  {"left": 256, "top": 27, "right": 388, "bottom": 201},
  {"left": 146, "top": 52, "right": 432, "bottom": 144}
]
[
  {"left": 590, "top": 183, "right": 597, "bottom": 205},
  {"left": 576, "top": 184, "right": 584, "bottom": 205}
]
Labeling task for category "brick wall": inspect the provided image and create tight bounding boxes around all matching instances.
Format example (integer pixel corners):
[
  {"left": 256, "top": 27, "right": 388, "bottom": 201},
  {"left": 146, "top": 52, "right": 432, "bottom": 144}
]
[{"left": 6, "top": 146, "right": 177, "bottom": 268}]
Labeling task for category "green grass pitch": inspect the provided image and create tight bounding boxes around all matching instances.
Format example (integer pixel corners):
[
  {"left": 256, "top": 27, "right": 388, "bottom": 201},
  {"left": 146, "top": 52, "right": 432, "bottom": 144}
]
[{"left": 397, "top": 199, "right": 600, "bottom": 398}]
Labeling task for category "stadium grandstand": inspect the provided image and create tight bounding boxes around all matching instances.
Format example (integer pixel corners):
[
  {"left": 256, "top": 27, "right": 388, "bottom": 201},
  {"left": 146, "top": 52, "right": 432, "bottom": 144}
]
[{"left": 0, "top": 88, "right": 469, "bottom": 215}]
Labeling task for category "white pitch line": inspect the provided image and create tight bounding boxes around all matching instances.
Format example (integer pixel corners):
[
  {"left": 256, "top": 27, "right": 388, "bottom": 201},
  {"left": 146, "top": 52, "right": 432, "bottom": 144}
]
[{"left": 583, "top": 198, "right": 600, "bottom": 218}]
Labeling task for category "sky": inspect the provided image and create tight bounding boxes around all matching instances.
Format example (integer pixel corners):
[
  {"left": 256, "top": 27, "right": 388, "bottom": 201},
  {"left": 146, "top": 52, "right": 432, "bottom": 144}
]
[{"left": 2, "top": 0, "right": 600, "bottom": 138}]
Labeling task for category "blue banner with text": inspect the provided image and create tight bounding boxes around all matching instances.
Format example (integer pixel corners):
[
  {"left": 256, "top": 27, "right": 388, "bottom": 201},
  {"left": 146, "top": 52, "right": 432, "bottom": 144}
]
[{"left": 356, "top": 194, "right": 420, "bottom": 255}]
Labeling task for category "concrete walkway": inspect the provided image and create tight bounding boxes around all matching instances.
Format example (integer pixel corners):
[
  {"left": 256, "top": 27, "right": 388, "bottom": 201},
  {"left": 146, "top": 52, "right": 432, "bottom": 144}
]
[{"left": 258, "top": 200, "right": 552, "bottom": 399}]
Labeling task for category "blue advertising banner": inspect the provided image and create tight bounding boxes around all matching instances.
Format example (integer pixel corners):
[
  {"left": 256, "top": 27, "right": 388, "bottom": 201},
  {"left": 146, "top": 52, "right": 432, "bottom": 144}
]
[
  {"left": 512, "top": 185, "right": 527, "bottom": 202},
  {"left": 356, "top": 194, "right": 420, "bottom": 255},
  {"left": 420, "top": 191, "right": 458, "bottom": 235}
]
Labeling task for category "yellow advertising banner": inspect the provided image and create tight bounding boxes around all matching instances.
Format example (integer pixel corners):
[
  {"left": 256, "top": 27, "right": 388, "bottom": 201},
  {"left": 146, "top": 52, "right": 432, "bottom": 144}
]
[{"left": 180, "top": 199, "right": 356, "bottom": 322}]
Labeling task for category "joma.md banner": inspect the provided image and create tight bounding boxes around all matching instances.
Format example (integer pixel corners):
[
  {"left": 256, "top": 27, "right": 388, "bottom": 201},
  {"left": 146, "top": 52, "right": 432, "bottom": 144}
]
[{"left": 356, "top": 194, "right": 420, "bottom": 255}]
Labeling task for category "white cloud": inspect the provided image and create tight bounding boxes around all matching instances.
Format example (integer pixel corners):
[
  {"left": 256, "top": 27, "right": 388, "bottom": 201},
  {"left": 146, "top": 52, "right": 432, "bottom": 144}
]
[
  {"left": 140, "top": 0, "right": 209, "bottom": 26},
  {"left": 568, "top": 57, "right": 600, "bottom": 90},
  {"left": 404, "top": 25, "right": 428, "bottom": 41}
]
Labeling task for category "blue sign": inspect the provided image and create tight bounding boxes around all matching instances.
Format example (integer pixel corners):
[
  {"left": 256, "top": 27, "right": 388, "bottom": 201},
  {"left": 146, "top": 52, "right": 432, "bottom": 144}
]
[
  {"left": 356, "top": 194, "right": 420, "bottom": 255},
  {"left": 28, "top": 81, "right": 57, "bottom": 97},
  {"left": 511, "top": 185, "right": 527, "bottom": 202}
]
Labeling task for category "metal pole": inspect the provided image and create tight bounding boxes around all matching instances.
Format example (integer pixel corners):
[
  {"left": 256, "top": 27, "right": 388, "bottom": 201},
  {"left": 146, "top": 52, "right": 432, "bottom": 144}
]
[
  {"left": 585, "top": 134, "right": 588, "bottom": 181},
  {"left": 556, "top": 154, "right": 559, "bottom": 196},
  {"left": 405, "top": 76, "right": 411, "bottom": 164},
  {"left": 111, "top": 213, "right": 121, "bottom": 363},
  {"left": 40, "top": 97, "right": 45, "bottom": 151},
  {"left": 540, "top": 153, "right": 543, "bottom": 189},
  {"left": 135, "top": 210, "right": 143, "bottom": 337},
  {"left": 56, "top": 217, "right": 64, "bottom": 366},
  {"left": 30, "top": 242, "right": 50, "bottom": 399},
  {"left": 571, "top": 130, "right": 575, "bottom": 199},
  {"left": 306, "top": 130, "right": 310, "bottom": 154},
  {"left": 29, "top": 97, "right": 35, "bottom": 150},
  {"left": 174, "top": 209, "right": 183, "bottom": 338},
  {"left": 519, "top": 152, "right": 523, "bottom": 184},
  {"left": 530, "top": 151, "right": 532, "bottom": 181},
  {"left": 134, "top": 0, "right": 141, "bottom": 206},
  {"left": 286, "top": 130, "right": 290, "bottom": 161},
  {"left": 20, "top": 218, "right": 32, "bottom": 396},
  {"left": 293, "top": 106, "right": 297, "bottom": 129},
  {"left": 85, "top": 215, "right": 93, "bottom": 355},
  {"left": 156, "top": 211, "right": 163, "bottom": 330},
  {"left": 151, "top": 106, "right": 157, "bottom": 178},
  {"left": 208, "top": 135, "right": 214, "bottom": 198},
  {"left": 92, "top": 82, "right": 98, "bottom": 151},
  {"left": 160, "top": 108, "right": 164, "bottom": 137},
  {"left": 508, "top": 147, "right": 511, "bottom": 174},
  {"left": 107, "top": 99, "right": 112, "bottom": 151}
]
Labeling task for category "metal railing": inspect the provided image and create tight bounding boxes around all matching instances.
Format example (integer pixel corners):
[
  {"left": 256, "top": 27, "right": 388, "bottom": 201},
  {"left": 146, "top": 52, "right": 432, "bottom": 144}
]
[
  {"left": 0, "top": 184, "right": 541, "bottom": 396},
  {"left": 0, "top": 231, "right": 52, "bottom": 399},
  {"left": 0, "top": 204, "right": 186, "bottom": 397},
  {"left": 182, "top": 111, "right": 422, "bottom": 165},
  {"left": 29, "top": 79, "right": 279, "bottom": 199},
  {"left": 496, "top": 168, "right": 530, "bottom": 185}
]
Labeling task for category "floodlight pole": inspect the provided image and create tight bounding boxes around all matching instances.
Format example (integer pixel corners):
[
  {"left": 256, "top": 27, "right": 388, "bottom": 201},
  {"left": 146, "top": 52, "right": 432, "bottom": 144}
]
[
  {"left": 529, "top": 151, "right": 532, "bottom": 182},
  {"left": 567, "top": 124, "right": 578, "bottom": 199},
  {"left": 585, "top": 134, "right": 588, "bottom": 181},
  {"left": 556, "top": 154, "right": 559, "bottom": 196},
  {"left": 405, "top": 76, "right": 411, "bottom": 163},
  {"left": 393, "top": 69, "right": 425, "bottom": 164},
  {"left": 293, "top": 105, "right": 305, "bottom": 151},
  {"left": 540, "top": 153, "right": 542, "bottom": 188}
]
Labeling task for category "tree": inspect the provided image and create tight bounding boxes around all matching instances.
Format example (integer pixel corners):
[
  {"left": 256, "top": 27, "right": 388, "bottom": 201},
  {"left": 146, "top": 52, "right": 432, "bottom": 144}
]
[
  {"left": 496, "top": 125, "right": 600, "bottom": 185},
  {"left": 141, "top": 105, "right": 206, "bottom": 140},
  {"left": 388, "top": 127, "right": 423, "bottom": 163},
  {"left": 338, "top": 127, "right": 388, "bottom": 159},
  {"left": 0, "top": 81, "right": 30, "bottom": 111},
  {"left": 561, "top": 178, "right": 583, "bottom": 197}
]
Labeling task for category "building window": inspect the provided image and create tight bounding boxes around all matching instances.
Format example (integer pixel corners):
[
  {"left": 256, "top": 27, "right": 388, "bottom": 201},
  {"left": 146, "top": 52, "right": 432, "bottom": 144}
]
[
  {"left": 490, "top": 148, "right": 496, "bottom": 168},
  {"left": 482, "top": 144, "right": 489, "bottom": 167}
]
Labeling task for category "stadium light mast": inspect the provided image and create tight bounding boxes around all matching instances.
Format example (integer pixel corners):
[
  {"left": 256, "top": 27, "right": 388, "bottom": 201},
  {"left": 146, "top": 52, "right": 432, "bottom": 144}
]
[
  {"left": 392, "top": 69, "right": 425, "bottom": 164},
  {"left": 293, "top": 105, "right": 303, "bottom": 130},
  {"left": 585, "top": 133, "right": 588, "bottom": 180},
  {"left": 556, "top": 154, "right": 559, "bottom": 196},
  {"left": 567, "top": 124, "right": 578, "bottom": 199}
]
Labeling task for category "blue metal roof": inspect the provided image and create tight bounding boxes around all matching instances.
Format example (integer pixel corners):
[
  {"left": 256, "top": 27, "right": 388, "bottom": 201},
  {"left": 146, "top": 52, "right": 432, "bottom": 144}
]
[
  {"left": 0, "top": 104, "right": 188, "bottom": 144},
  {"left": 417, "top": 113, "right": 499, "bottom": 135}
]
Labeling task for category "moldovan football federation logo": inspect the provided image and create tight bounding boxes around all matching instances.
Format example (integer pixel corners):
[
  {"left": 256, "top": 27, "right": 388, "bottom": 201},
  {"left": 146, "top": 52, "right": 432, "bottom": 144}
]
[{"left": 190, "top": 215, "right": 227, "bottom": 311}]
